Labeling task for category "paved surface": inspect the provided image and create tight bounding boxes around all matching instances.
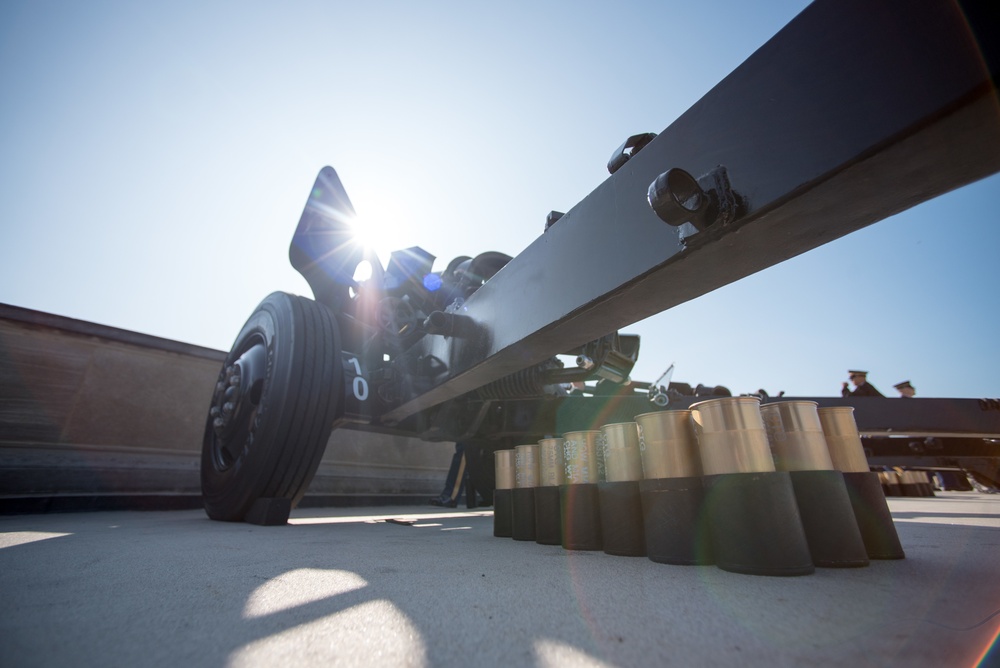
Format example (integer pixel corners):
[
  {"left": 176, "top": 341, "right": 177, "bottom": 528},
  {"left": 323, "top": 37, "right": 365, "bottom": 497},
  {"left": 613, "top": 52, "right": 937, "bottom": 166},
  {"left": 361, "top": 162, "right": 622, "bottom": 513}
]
[{"left": 1, "top": 492, "right": 998, "bottom": 667}]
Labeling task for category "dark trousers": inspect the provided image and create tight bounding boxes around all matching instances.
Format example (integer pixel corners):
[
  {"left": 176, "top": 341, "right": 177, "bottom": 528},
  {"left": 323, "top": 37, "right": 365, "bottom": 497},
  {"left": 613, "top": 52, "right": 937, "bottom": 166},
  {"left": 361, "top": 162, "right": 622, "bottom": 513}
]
[{"left": 438, "top": 444, "right": 467, "bottom": 504}]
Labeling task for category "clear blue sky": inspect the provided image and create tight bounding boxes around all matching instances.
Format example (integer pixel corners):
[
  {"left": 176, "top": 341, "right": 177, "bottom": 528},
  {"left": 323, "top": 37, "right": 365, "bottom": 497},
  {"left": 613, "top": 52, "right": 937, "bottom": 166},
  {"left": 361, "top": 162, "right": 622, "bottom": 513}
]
[{"left": 1, "top": 0, "right": 998, "bottom": 399}]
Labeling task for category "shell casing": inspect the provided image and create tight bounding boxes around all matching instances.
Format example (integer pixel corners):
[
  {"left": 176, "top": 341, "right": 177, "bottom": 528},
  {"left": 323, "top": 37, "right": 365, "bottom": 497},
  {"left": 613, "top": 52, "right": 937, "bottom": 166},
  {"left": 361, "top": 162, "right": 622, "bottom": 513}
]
[
  {"left": 692, "top": 396, "right": 768, "bottom": 432},
  {"left": 760, "top": 401, "right": 835, "bottom": 472},
  {"left": 600, "top": 422, "right": 644, "bottom": 482},
  {"left": 691, "top": 397, "right": 775, "bottom": 475},
  {"left": 562, "top": 430, "right": 602, "bottom": 484},
  {"left": 515, "top": 444, "right": 540, "bottom": 488},
  {"left": 634, "top": 410, "right": 702, "bottom": 479},
  {"left": 817, "top": 406, "right": 870, "bottom": 473},
  {"left": 494, "top": 449, "right": 516, "bottom": 490},
  {"left": 538, "top": 437, "right": 565, "bottom": 487}
]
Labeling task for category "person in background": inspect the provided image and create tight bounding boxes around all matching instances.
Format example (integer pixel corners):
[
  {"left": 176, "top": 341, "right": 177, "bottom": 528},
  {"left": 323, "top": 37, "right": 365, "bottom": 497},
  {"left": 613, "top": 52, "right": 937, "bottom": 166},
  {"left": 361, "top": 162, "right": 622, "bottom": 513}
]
[
  {"left": 430, "top": 443, "right": 467, "bottom": 508},
  {"left": 894, "top": 380, "right": 916, "bottom": 398},
  {"left": 841, "top": 370, "right": 884, "bottom": 397}
]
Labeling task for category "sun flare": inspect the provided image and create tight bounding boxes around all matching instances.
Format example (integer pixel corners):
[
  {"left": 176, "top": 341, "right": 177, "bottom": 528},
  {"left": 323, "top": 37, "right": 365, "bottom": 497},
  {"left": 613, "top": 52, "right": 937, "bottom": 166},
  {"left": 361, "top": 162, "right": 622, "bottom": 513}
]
[{"left": 350, "top": 201, "right": 415, "bottom": 272}]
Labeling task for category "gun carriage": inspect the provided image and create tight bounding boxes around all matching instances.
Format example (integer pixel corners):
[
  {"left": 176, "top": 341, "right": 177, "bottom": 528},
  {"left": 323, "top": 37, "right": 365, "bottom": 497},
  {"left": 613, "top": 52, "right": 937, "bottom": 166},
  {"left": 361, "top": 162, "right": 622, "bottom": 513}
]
[{"left": 201, "top": 0, "right": 1000, "bottom": 523}]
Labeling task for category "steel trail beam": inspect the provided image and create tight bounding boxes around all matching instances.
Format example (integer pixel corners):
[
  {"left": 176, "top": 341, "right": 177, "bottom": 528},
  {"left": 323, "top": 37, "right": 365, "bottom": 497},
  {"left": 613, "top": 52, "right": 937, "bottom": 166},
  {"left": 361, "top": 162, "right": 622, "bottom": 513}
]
[{"left": 382, "top": 0, "right": 1000, "bottom": 425}]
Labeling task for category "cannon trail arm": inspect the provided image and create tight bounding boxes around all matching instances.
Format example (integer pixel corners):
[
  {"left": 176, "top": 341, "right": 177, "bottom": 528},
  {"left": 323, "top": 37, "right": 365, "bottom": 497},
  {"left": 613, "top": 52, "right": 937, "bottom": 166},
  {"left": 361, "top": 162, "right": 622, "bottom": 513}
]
[{"left": 383, "top": 0, "right": 1000, "bottom": 424}]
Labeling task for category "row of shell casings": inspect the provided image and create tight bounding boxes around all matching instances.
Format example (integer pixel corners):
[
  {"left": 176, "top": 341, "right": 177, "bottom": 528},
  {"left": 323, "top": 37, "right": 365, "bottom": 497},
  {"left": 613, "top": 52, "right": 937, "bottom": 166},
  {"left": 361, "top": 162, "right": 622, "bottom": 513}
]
[{"left": 494, "top": 399, "right": 872, "bottom": 487}]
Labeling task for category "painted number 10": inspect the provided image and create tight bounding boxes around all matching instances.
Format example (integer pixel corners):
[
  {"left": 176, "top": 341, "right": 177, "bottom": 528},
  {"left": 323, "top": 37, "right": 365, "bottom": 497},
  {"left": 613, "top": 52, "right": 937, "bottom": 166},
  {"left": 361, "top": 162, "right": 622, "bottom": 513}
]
[{"left": 347, "top": 357, "right": 369, "bottom": 401}]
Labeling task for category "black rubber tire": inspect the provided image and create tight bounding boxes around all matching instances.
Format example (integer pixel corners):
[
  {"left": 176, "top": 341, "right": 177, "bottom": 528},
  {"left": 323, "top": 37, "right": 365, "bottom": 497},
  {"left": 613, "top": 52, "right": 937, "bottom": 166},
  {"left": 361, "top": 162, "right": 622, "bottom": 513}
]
[{"left": 201, "top": 292, "right": 343, "bottom": 521}]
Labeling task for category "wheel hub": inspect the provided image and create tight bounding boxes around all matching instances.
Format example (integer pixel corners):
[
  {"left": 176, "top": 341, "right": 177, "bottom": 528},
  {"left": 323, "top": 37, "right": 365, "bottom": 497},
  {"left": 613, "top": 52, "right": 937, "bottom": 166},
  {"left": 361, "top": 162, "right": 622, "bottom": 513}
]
[{"left": 209, "top": 341, "right": 267, "bottom": 466}]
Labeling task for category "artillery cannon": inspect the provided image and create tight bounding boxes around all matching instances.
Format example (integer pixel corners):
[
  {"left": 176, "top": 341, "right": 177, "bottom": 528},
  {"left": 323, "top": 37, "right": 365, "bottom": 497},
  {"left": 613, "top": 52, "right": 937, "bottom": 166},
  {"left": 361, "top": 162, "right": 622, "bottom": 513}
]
[{"left": 201, "top": 0, "right": 1000, "bottom": 523}]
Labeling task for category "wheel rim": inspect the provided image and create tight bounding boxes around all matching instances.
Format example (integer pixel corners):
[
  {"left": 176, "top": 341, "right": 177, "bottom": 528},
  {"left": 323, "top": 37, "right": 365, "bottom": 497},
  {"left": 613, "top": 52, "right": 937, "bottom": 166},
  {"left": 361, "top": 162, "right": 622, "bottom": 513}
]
[{"left": 208, "top": 335, "right": 268, "bottom": 471}]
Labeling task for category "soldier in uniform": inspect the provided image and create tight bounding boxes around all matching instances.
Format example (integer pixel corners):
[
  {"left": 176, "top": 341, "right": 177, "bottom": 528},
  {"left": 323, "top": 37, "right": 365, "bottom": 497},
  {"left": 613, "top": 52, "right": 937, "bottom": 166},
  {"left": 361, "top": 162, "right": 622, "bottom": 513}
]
[
  {"left": 894, "top": 380, "right": 916, "bottom": 398},
  {"left": 841, "top": 370, "right": 884, "bottom": 397}
]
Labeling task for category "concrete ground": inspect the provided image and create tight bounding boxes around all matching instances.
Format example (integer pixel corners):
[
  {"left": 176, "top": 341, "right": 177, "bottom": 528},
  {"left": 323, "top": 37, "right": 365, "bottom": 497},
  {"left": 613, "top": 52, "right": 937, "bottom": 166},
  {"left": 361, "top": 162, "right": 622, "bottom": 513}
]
[{"left": 1, "top": 492, "right": 998, "bottom": 668}]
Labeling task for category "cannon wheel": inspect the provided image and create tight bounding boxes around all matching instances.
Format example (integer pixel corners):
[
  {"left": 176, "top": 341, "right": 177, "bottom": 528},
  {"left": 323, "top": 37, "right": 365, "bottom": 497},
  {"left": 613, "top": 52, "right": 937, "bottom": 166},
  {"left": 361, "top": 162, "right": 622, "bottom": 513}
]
[{"left": 201, "top": 292, "right": 343, "bottom": 521}]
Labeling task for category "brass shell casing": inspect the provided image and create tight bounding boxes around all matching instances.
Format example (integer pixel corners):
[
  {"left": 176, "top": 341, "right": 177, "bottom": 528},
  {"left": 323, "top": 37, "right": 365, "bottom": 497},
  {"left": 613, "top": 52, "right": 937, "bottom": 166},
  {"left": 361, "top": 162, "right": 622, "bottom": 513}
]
[
  {"left": 494, "top": 449, "right": 516, "bottom": 490},
  {"left": 562, "top": 430, "right": 602, "bottom": 484},
  {"left": 634, "top": 410, "right": 702, "bottom": 479},
  {"left": 817, "top": 406, "right": 871, "bottom": 473},
  {"left": 760, "top": 401, "right": 835, "bottom": 472},
  {"left": 600, "top": 422, "right": 644, "bottom": 482},
  {"left": 537, "top": 437, "right": 565, "bottom": 487},
  {"left": 515, "top": 444, "right": 540, "bottom": 489},
  {"left": 691, "top": 397, "right": 776, "bottom": 475}
]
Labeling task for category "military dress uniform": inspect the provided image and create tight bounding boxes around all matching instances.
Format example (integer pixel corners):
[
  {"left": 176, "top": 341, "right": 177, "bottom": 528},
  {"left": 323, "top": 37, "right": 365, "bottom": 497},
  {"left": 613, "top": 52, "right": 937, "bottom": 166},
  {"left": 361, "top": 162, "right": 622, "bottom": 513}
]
[{"left": 842, "top": 370, "right": 884, "bottom": 397}]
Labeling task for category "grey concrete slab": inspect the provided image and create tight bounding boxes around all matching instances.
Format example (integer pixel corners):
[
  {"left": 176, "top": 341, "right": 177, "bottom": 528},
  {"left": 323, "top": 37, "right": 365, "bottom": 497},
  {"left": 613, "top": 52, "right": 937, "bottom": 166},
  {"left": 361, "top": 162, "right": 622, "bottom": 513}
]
[{"left": 1, "top": 493, "right": 999, "bottom": 667}]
